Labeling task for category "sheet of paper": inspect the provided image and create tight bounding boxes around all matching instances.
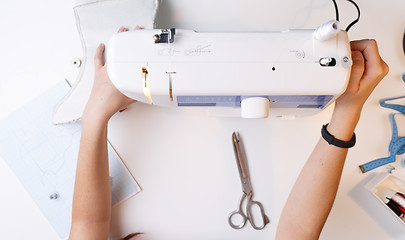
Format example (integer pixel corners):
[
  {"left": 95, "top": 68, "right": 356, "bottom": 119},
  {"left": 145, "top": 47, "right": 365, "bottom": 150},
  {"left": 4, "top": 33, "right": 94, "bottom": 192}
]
[{"left": 0, "top": 81, "right": 140, "bottom": 239}]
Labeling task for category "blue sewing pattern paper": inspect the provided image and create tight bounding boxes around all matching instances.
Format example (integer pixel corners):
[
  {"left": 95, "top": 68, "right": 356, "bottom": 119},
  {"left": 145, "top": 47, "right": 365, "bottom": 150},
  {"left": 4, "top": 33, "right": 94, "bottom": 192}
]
[{"left": 0, "top": 81, "right": 140, "bottom": 239}]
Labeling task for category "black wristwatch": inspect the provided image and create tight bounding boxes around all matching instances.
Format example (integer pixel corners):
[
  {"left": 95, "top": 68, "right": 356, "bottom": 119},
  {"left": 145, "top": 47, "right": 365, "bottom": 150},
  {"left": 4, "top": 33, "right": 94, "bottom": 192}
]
[{"left": 321, "top": 124, "right": 356, "bottom": 148}]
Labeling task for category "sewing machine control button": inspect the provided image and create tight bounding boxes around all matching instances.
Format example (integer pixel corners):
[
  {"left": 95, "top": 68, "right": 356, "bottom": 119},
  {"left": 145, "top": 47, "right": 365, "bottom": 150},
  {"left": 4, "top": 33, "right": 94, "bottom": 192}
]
[
  {"left": 153, "top": 34, "right": 161, "bottom": 42},
  {"left": 241, "top": 97, "right": 270, "bottom": 118},
  {"left": 71, "top": 58, "right": 82, "bottom": 68},
  {"left": 319, "top": 57, "right": 336, "bottom": 67},
  {"left": 295, "top": 51, "right": 305, "bottom": 59},
  {"left": 341, "top": 56, "right": 353, "bottom": 69}
]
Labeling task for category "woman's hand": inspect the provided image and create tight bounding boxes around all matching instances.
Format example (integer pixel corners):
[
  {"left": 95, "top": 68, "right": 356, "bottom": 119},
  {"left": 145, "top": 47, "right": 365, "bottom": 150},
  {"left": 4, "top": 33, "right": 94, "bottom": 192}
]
[
  {"left": 328, "top": 39, "right": 389, "bottom": 140},
  {"left": 335, "top": 39, "right": 389, "bottom": 113},
  {"left": 82, "top": 27, "right": 136, "bottom": 126}
]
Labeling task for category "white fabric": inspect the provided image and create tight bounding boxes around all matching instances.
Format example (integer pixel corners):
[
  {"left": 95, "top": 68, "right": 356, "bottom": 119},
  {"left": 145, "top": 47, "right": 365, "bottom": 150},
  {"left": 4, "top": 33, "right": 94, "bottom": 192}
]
[{"left": 53, "top": 0, "right": 158, "bottom": 124}]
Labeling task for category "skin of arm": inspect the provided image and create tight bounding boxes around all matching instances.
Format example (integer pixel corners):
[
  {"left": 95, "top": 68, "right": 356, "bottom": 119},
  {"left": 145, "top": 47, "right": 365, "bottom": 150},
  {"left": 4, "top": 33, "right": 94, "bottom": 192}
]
[
  {"left": 69, "top": 28, "right": 136, "bottom": 240},
  {"left": 67, "top": 32, "right": 387, "bottom": 239},
  {"left": 275, "top": 39, "right": 389, "bottom": 240}
]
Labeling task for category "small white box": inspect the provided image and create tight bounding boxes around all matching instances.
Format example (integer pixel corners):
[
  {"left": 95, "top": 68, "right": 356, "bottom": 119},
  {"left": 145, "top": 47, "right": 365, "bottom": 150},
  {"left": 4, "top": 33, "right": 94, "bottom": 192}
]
[{"left": 364, "top": 171, "right": 405, "bottom": 226}]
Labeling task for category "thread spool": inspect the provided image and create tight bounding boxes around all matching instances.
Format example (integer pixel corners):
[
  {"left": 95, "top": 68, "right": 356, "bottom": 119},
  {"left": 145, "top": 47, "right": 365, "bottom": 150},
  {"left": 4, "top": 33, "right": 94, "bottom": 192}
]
[
  {"left": 382, "top": 188, "right": 405, "bottom": 209},
  {"left": 314, "top": 20, "right": 341, "bottom": 41},
  {"left": 392, "top": 192, "right": 405, "bottom": 209}
]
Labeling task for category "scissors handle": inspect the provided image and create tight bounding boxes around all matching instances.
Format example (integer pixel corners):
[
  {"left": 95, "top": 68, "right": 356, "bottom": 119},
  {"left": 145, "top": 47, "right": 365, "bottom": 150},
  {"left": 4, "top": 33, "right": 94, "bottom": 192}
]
[
  {"left": 229, "top": 192, "right": 270, "bottom": 230},
  {"left": 228, "top": 192, "right": 248, "bottom": 229},
  {"left": 228, "top": 210, "right": 247, "bottom": 229},
  {"left": 246, "top": 192, "right": 270, "bottom": 230}
]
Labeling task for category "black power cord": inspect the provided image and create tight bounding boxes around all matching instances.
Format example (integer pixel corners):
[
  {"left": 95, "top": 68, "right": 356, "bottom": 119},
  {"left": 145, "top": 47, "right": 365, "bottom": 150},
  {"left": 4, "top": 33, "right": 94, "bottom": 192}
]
[
  {"left": 331, "top": 0, "right": 339, "bottom": 21},
  {"left": 345, "top": 0, "right": 360, "bottom": 32},
  {"left": 331, "top": 0, "right": 361, "bottom": 32}
]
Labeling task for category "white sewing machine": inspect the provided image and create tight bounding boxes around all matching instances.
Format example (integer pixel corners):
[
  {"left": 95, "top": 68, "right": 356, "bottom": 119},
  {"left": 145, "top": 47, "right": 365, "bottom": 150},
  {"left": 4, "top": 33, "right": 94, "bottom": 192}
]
[{"left": 106, "top": 21, "right": 352, "bottom": 118}]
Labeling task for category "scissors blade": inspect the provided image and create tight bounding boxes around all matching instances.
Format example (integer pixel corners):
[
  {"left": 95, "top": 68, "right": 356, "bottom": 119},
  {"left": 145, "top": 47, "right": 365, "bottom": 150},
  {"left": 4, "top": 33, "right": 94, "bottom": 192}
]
[{"left": 232, "top": 132, "right": 252, "bottom": 194}]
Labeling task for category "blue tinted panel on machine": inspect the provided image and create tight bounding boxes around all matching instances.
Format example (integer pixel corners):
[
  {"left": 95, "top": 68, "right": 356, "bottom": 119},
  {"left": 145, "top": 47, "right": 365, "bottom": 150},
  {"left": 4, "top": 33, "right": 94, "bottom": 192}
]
[{"left": 177, "top": 95, "right": 333, "bottom": 109}]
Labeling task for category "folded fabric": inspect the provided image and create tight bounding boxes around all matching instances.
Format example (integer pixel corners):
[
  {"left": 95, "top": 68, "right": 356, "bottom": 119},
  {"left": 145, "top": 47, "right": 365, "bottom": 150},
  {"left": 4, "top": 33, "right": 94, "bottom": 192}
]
[{"left": 53, "top": 0, "right": 158, "bottom": 124}]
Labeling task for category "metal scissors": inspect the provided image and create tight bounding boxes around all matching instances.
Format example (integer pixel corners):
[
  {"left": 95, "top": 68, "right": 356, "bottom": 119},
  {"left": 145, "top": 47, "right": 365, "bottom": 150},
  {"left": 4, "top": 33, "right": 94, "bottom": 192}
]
[{"left": 228, "top": 132, "right": 270, "bottom": 230}]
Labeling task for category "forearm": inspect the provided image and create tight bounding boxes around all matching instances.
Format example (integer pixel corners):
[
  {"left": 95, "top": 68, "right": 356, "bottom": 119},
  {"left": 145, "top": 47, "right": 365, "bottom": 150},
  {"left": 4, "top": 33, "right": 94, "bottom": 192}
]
[
  {"left": 276, "top": 106, "right": 360, "bottom": 239},
  {"left": 69, "top": 37, "right": 136, "bottom": 239},
  {"left": 70, "top": 117, "right": 111, "bottom": 237},
  {"left": 276, "top": 39, "right": 388, "bottom": 239}
]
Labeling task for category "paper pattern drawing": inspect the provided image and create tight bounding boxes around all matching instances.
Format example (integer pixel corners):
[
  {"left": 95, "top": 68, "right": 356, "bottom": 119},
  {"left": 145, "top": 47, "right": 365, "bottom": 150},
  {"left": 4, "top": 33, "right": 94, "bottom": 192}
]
[{"left": 0, "top": 81, "right": 140, "bottom": 239}]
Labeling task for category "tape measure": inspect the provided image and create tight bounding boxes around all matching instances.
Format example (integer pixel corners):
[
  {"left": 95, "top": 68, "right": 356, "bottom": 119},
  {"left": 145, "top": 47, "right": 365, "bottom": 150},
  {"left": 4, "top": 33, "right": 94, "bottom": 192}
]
[
  {"left": 359, "top": 97, "right": 405, "bottom": 173},
  {"left": 380, "top": 96, "right": 405, "bottom": 113}
]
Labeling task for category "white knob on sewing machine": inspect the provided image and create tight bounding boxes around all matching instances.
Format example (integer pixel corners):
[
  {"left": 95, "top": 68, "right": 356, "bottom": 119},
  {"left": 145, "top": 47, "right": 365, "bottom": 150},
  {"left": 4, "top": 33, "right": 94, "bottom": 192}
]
[{"left": 241, "top": 97, "right": 270, "bottom": 118}]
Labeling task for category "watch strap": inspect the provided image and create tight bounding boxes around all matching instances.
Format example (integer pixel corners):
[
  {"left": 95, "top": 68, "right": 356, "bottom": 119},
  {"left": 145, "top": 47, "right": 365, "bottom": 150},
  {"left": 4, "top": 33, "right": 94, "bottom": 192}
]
[{"left": 321, "top": 124, "right": 356, "bottom": 148}]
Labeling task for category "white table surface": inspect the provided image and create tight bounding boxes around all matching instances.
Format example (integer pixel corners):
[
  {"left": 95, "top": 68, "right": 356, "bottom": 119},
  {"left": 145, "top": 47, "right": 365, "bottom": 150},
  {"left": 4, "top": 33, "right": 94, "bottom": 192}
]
[{"left": 1, "top": 0, "right": 405, "bottom": 239}]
